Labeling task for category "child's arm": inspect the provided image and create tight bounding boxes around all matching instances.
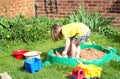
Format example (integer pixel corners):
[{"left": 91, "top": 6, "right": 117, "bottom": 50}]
[{"left": 62, "top": 38, "right": 70, "bottom": 57}]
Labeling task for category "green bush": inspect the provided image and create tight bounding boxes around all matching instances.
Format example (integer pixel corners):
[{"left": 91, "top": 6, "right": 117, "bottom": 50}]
[
  {"left": 68, "top": 7, "right": 114, "bottom": 33},
  {"left": 0, "top": 8, "right": 117, "bottom": 43},
  {"left": 0, "top": 16, "right": 67, "bottom": 43},
  {"left": 99, "top": 25, "right": 118, "bottom": 37}
]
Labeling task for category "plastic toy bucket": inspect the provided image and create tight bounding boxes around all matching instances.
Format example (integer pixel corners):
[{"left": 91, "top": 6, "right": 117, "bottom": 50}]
[
  {"left": 13, "top": 50, "right": 29, "bottom": 59},
  {"left": 23, "top": 51, "right": 41, "bottom": 59}
]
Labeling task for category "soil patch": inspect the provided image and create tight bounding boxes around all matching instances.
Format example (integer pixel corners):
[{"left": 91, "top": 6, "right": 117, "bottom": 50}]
[{"left": 54, "top": 48, "right": 106, "bottom": 60}]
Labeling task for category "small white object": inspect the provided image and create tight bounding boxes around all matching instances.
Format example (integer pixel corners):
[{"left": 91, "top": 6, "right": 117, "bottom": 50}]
[
  {"left": 0, "top": 72, "right": 12, "bottom": 79},
  {"left": 23, "top": 51, "right": 41, "bottom": 59},
  {"left": 63, "top": 55, "right": 68, "bottom": 58}
]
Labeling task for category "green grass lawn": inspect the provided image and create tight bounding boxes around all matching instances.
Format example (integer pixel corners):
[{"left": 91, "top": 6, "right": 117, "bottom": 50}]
[{"left": 0, "top": 32, "right": 120, "bottom": 79}]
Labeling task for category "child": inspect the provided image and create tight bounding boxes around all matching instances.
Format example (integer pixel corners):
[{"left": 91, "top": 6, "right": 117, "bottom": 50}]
[{"left": 51, "top": 22, "right": 91, "bottom": 58}]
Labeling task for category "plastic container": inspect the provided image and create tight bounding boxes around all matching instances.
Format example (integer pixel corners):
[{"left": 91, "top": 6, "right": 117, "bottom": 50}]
[
  {"left": 23, "top": 51, "right": 41, "bottom": 59},
  {"left": 24, "top": 57, "right": 42, "bottom": 73},
  {"left": 72, "top": 67, "right": 86, "bottom": 79},
  {"left": 43, "top": 44, "right": 118, "bottom": 66},
  {"left": 13, "top": 50, "right": 29, "bottom": 59},
  {"left": 112, "top": 54, "right": 120, "bottom": 62},
  {"left": 78, "top": 64, "right": 102, "bottom": 78}
]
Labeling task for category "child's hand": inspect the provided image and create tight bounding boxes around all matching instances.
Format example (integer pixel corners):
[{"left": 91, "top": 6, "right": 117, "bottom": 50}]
[{"left": 62, "top": 51, "right": 68, "bottom": 58}]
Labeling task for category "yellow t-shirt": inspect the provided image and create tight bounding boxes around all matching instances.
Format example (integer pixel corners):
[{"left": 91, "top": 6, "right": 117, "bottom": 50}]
[{"left": 62, "top": 22, "right": 90, "bottom": 39}]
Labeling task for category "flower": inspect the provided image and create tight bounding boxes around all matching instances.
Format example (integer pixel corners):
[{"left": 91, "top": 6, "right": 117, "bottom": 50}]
[
  {"left": 6, "top": 35, "right": 10, "bottom": 38},
  {"left": 6, "top": 45, "right": 10, "bottom": 48},
  {"left": 27, "top": 28, "right": 30, "bottom": 31},
  {"left": 34, "top": 35, "right": 36, "bottom": 38}
]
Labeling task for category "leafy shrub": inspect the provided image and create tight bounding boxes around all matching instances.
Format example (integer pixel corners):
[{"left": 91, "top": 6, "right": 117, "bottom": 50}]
[
  {"left": 68, "top": 7, "right": 114, "bottom": 33},
  {"left": 99, "top": 25, "right": 117, "bottom": 37},
  {"left": 0, "top": 15, "right": 67, "bottom": 43}
]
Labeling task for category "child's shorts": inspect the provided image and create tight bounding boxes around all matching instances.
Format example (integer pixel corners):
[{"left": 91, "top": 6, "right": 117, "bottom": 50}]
[{"left": 73, "top": 31, "right": 91, "bottom": 42}]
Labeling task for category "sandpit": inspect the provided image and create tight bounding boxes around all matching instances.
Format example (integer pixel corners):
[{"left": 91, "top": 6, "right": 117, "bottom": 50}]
[
  {"left": 43, "top": 44, "right": 117, "bottom": 66},
  {"left": 54, "top": 48, "right": 106, "bottom": 60}
]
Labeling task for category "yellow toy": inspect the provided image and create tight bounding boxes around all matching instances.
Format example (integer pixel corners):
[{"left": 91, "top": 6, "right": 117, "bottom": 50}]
[{"left": 76, "top": 59, "right": 102, "bottom": 78}]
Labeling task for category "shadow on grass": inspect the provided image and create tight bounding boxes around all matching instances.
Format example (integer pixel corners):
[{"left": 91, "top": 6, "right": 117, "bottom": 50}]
[
  {"left": 65, "top": 76, "right": 72, "bottom": 79},
  {"left": 20, "top": 66, "right": 25, "bottom": 71},
  {"left": 41, "top": 52, "right": 48, "bottom": 62},
  {"left": 104, "top": 32, "right": 120, "bottom": 43},
  {"left": 111, "top": 34, "right": 120, "bottom": 43},
  {"left": 19, "top": 66, "right": 29, "bottom": 74}
]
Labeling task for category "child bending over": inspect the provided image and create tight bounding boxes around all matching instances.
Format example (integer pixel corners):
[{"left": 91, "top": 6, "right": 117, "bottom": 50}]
[{"left": 51, "top": 22, "right": 91, "bottom": 58}]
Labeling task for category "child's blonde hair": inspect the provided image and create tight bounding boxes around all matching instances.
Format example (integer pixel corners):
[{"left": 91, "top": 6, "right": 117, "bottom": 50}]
[{"left": 51, "top": 24, "right": 62, "bottom": 41}]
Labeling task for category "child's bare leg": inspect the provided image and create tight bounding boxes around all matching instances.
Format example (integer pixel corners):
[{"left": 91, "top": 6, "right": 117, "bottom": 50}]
[
  {"left": 71, "top": 40, "right": 76, "bottom": 58},
  {"left": 76, "top": 45, "right": 81, "bottom": 58}
]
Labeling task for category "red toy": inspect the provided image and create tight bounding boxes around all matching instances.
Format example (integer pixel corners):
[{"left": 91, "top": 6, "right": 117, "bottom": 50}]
[
  {"left": 72, "top": 67, "right": 86, "bottom": 79},
  {"left": 13, "top": 50, "right": 29, "bottom": 59}
]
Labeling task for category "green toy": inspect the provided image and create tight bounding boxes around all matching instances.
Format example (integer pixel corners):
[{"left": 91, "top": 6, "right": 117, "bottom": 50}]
[{"left": 43, "top": 43, "right": 118, "bottom": 66}]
